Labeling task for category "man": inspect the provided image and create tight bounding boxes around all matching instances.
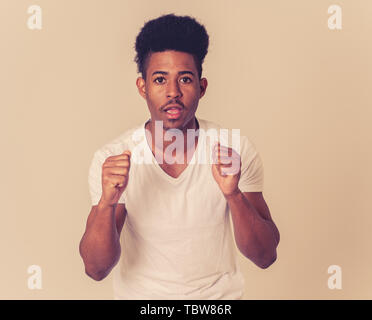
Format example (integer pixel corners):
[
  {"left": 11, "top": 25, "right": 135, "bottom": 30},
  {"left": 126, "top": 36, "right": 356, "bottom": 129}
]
[{"left": 79, "top": 13, "right": 280, "bottom": 300}]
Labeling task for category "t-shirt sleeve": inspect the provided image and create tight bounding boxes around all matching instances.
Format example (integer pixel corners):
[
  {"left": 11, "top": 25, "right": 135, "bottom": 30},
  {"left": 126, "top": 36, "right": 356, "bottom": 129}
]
[
  {"left": 88, "top": 150, "right": 105, "bottom": 206},
  {"left": 237, "top": 137, "right": 264, "bottom": 192}
]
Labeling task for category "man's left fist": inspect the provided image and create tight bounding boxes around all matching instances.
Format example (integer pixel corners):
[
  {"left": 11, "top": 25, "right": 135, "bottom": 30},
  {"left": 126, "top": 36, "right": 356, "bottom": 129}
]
[{"left": 211, "top": 142, "right": 242, "bottom": 197}]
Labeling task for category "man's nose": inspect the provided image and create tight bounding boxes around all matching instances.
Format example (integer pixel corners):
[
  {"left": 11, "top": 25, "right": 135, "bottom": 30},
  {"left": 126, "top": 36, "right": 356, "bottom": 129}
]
[{"left": 166, "top": 80, "right": 182, "bottom": 99}]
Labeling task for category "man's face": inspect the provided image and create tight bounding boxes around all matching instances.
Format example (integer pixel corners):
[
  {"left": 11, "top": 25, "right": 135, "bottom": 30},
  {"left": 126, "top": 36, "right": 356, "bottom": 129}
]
[{"left": 136, "top": 50, "right": 207, "bottom": 130}]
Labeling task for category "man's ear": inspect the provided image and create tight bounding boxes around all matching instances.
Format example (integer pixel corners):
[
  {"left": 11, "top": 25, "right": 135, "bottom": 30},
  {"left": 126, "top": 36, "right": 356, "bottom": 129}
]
[
  {"left": 136, "top": 77, "right": 146, "bottom": 99},
  {"left": 199, "top": 78, "right": 208, "bottom": 99}
]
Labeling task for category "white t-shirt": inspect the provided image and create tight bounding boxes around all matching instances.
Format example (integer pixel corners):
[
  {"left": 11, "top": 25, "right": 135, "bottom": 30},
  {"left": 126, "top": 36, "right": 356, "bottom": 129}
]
[{"left": 88, "top": 117, "right": 264, "bottom": 300}]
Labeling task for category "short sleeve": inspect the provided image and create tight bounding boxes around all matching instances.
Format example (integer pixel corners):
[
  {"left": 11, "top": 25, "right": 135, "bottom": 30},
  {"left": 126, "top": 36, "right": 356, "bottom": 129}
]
[
  {"left": 88, "top": 150, "right": 105, "bottom": 206},
  {"left": 238, "top": 137, "right": 264, "bottom": 192}
]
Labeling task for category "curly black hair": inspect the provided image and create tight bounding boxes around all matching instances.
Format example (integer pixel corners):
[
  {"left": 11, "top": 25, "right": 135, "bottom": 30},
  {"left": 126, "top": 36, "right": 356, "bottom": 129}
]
[{"left": 134, "top": 13, "right": 209, "bottom": 80}]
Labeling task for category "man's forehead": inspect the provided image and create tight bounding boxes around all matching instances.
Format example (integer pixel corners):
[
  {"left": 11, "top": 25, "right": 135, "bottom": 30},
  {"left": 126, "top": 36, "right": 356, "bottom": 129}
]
[{"left": 147, "top": 50, "right": 197, "bottom": 72}]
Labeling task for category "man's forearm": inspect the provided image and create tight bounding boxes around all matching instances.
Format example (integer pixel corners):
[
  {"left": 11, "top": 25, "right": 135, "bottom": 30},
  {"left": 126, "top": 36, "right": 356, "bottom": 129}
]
[
  {"left": 79, "top": 203, "right": 121, "bottom": 280},
  {"left": 225, "top": 190, "right": 278, "bottom": 268}
]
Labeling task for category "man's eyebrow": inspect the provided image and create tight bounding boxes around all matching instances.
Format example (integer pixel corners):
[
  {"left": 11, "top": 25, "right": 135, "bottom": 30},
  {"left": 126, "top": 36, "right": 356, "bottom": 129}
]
[{"left": 151, "top": 70, "right": 195, "bottom": 76}]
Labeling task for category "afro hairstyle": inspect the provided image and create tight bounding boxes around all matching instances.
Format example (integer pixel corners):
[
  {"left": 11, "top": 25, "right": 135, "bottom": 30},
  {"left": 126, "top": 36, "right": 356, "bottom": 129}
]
[{"left": 134, "top": 13, "right": 209, "bottom": 80}]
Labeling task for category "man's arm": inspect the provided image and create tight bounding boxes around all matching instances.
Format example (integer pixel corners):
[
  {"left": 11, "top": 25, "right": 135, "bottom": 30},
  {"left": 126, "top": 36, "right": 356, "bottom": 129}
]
[
  {"left": 79, "top": 201, "right": 126, "bottom": 281},
  {"left": 226, "top": 190, "right": 279, "bottom": 269},
  {"left": 81, "top": 150, "right": 131, "bottom": 280},
  {"left": 211, "top": 142, "right": 279, "bottom": 269}
]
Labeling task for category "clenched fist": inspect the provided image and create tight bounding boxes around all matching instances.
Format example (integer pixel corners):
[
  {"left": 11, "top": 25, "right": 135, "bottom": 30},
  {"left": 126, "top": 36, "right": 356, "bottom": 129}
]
[
  {"left": 211, "top": 142, "right": 241, "bottom": 197},
  {"left": 100, "top": 150, "right": 131, "bottom": 207}
]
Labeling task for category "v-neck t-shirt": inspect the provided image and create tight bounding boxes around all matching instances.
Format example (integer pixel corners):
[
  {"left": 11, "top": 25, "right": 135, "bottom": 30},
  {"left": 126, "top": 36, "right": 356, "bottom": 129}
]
[{"left": 88, "top": 117, "right": 264, "bottom": 299}]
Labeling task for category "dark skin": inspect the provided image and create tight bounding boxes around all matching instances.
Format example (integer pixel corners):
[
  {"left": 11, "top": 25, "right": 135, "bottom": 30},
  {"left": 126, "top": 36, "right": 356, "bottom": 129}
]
[
  {"left": 80, "top": 50, "right": 279, "bottom": 281},
  {"left": 136, "top": 50, "right": 208, "bottom": 178},
  {"left": 137, "top": 50, "right": 280, "bottom": 268}
]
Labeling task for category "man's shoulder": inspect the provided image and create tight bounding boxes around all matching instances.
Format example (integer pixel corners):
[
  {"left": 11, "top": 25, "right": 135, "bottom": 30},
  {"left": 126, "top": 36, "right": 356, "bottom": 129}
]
[
  {"left": 93, "top": 121, "right": 145, "bottom": 158},
  {"left": 198, "top": 118, "right": 223, "bottom": 131}
]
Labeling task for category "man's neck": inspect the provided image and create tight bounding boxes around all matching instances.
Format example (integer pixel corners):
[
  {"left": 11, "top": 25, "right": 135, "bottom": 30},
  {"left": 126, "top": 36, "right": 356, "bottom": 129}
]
[{"left": 145, "top": 117, "right": 199, "bottom": 158}]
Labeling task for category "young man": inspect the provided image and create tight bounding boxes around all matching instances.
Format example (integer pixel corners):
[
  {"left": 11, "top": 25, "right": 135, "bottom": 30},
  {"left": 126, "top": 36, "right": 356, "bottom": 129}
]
[{"left": 79, "top": 14, "right": 280, "bottom": 300}]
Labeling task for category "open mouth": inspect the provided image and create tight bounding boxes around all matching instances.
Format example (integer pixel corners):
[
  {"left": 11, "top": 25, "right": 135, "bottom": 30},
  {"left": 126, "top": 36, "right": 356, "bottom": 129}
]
[
  {"left": 166, "top": 108, "right": 181, "bottom": 114},
  {"left": 164, "top": 106, "right": 183, "bottom": 119}
]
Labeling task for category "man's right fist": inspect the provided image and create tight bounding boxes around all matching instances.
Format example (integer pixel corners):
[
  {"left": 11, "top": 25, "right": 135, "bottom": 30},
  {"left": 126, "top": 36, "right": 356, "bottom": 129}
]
[{"left": 100, "top": 150, "right": 131, "bottom": 207}]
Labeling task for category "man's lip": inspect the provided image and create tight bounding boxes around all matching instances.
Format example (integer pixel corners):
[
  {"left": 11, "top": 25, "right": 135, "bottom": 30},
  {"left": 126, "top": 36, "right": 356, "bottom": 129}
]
[{"left": 163, "top": 104, "right": 183, "bottom": 112}]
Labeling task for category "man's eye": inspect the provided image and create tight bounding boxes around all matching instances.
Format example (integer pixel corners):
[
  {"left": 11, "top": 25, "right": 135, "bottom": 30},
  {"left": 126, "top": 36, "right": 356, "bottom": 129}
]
[
  {"left": 154, "top": 77, "right": 165, "bottom": 84},
  {"left": 180, "top": 77, "right": 192, "bottom": 83}
]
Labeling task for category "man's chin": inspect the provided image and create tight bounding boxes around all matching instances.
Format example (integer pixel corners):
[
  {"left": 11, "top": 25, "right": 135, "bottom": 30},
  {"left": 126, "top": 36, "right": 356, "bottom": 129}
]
[
  {"left": 163, "top": 118, "right": 183, "bottom": 130},
  {"left": 150, "top": 114, "right": 196, "bottom": 131}
]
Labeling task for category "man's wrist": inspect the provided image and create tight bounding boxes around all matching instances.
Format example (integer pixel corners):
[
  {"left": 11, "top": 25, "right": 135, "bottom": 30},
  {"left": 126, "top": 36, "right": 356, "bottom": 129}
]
[
  {"left": 223, "top": 188, "right": 242, "bottom": 201},
  {"left": 98, "top": 199, "right": 117, "bottom": 211}
]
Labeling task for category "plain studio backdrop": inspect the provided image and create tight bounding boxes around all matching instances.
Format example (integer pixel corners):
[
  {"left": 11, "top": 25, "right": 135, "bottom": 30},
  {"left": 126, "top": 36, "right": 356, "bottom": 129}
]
[{"left": 0, "top": 0, "right": 371, "bottom": 299}]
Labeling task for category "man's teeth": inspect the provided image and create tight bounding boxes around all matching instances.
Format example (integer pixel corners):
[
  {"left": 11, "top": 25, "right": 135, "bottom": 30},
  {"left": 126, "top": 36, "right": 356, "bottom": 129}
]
[{"left": 166, "top": 108, "right": 181, "bottom": 114}]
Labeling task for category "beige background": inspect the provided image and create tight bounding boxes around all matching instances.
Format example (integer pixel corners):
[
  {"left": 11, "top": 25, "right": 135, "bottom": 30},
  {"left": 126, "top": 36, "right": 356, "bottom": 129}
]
[{"left": 1, "top": 0, "right": 371, "bottom": 299}]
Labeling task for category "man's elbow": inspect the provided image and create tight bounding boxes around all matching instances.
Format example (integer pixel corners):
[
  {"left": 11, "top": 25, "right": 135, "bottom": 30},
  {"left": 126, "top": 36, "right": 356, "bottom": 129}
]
[
  {"left": 256, "top": 235, "right": 280, "bottom": 269},
  {"left": 243, "top": 248, "right": 277, "bottom": 269},
  {"left": 79, "top": 242, "right": 121, "bottom": 282},
  {"left": 256, "top": 252, "right": 277, "bottom": 269},
  {"left": 85, "top": 268, "right": 109, "bottom": 281}
]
